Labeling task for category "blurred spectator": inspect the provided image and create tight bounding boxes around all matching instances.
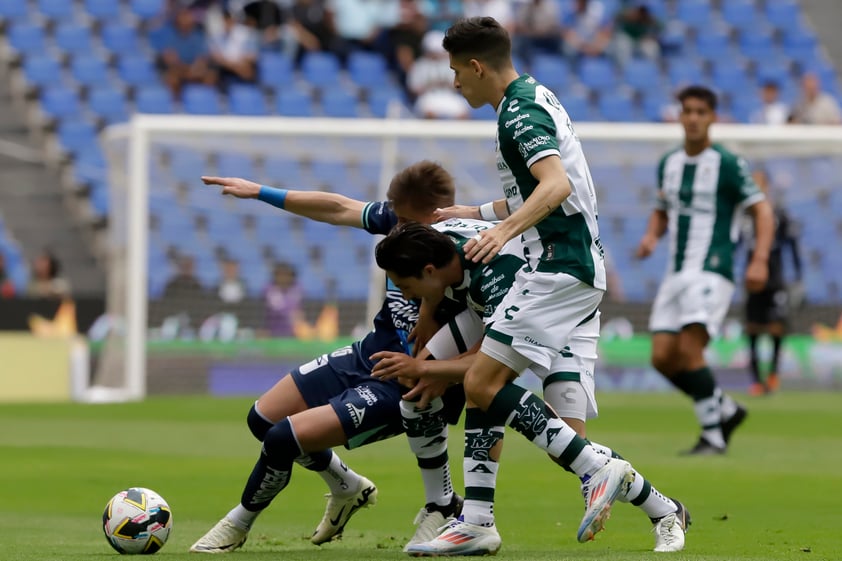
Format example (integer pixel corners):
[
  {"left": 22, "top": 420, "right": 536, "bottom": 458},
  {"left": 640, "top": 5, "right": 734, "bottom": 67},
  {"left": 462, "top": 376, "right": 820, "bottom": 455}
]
[
  {"left": 163, "top": 255, "right": 203, "bottom": 301},
  {"left": 0, "top": 253, "right": 16, "bottom": 299},
  {"left": 750, "top": 81, "right": 790, "bottom": 125},
  {"left": 155, "top": 7, "right": 215, "bottom": 96},
  {"left": 386, "top": 0, "right": 430, "bottom": 87},
  {"left": 208, "top": 8, "right": 260, "bottom": 90},
  {"left": 217, "top": 259, "right": 246, "bottom": 303},
  {"left": 265, "top": 261, "right": 304, "bottom": 337},
  {"left": 407, "top": 30, "right": 470, "bottom": 119},
  {"left": 790, "top": 73, "right": 842, "bottom": 125},
  {"left": 463, "top": 0, "right": 514, "bottom": 32},
  {"left": 28, "top": 250, "right": 71, "bottom": 299},
  {"left": 289, "top": 0, "right": 340, "bottom": 63},
  {"left": 239, "top": 0, "right": 290, "bottom": 51},
  {"left": 328, "top": 0, "right": 387, "bottom": 62},
  {"left": 561, "top": 0, "right": 613, "bottom": 60},
  {"left": 612, "top": 1, "right": 661, "bottom": 66},
  {"left": 512, "top": 0, "right": 562, "bottom": 65}
]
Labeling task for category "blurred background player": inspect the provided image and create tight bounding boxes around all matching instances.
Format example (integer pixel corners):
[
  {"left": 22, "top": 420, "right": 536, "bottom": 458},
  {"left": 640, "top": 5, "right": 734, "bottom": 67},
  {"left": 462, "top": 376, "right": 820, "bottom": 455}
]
[
  {"left": 636, "top": 85, "right": 775, "bottom": 455},
  {"left": 743, "top": 169, "right": 803, "bottom": 395}
]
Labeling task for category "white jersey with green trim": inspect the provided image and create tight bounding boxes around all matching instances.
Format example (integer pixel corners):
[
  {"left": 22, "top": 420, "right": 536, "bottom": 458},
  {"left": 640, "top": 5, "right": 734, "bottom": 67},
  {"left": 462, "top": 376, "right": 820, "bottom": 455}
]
[
  {"left": 495, "top": 74, "right": 605, "bottom": 290},
  {"left": 656, "top": 143, "right": 764, "bottom": 281}
]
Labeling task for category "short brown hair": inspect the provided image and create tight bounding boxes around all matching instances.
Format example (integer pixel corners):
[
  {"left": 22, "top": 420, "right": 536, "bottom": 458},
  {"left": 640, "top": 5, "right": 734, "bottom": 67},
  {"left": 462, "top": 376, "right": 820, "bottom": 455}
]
[
  {"left": 677, "top": 85, "right": 718, "bottom": 111},
  {"left": 387, "top": 160, "right": 455, "bottom": 212},
  {"left": 442, "top": 17, "right": 511, "bottom": 70}
]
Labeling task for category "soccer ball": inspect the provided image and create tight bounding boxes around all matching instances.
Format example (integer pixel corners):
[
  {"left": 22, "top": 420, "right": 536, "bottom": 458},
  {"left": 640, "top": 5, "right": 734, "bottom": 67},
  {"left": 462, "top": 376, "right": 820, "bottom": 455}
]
[{"left": 102, "top": 487, "right": 172, "bottom": 554}]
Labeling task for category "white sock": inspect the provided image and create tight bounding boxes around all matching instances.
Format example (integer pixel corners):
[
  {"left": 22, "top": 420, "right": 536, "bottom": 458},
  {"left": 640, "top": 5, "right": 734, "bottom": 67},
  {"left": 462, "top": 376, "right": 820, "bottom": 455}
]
[
  {"left": 313, "top": 452, "right": 363, "bottom": 497},
  {"left": 226, "top": 503, "right": 259, "bottom": 530}
]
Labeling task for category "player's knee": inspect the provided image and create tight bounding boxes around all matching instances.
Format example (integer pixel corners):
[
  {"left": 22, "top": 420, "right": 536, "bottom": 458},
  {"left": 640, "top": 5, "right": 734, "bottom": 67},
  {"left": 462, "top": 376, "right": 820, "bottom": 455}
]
[
  {"left": 262, "top": 418, "right": 302, "bottom": 464},
  {"left": 651, "top": 350, "right": 675, "bottom": 375},
  {"left": 247, "top": 402, "right": 275, "bottom": 441}
]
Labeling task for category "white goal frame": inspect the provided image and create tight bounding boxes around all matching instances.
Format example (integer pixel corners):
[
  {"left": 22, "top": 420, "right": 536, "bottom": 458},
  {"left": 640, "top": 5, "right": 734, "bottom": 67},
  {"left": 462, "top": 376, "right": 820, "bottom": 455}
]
[{"left": 97, "top": 116, "right": 842, "bottom": 402}]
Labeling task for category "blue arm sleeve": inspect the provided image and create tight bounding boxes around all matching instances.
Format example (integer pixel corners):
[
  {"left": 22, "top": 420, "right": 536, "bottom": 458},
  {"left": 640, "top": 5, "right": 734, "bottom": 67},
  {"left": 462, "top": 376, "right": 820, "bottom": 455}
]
[
  {"left": 361, "top": 201, "right": 398, "bottom": 234},
  {"left": 257, "top": 186, "right": 288, "bottom": 209}
]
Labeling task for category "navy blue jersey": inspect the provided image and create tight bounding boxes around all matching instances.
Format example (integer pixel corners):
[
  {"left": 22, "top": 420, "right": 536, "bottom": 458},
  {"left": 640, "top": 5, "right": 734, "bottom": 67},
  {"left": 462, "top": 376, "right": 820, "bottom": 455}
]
[{"left": 355, "top": 201, "right": 417, "bottom": 370}]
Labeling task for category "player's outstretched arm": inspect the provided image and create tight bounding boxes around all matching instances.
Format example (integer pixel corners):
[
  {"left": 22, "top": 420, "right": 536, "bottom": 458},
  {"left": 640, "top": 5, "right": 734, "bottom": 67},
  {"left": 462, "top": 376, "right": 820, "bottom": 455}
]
[
  {"left": 433, "top": 199, "right": 508, "bottom": 222},
  {"left": 635, "top": 209, "right": 667, "bottom": 259},
  {"left": 201, "top": 176, "right": 366, "bottom": 228}
]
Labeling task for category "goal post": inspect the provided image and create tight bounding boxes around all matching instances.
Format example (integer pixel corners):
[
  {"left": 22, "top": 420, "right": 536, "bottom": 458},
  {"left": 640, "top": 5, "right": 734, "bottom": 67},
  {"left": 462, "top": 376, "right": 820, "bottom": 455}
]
[{"left": 91, "top": 116, "right": 842, "bottom": 402}]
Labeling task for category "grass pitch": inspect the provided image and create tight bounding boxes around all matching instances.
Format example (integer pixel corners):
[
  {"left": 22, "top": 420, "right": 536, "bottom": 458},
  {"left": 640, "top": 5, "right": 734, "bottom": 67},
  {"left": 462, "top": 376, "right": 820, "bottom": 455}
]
[{"left": 1, "top": 391, "right": 839, "bottom": 561}]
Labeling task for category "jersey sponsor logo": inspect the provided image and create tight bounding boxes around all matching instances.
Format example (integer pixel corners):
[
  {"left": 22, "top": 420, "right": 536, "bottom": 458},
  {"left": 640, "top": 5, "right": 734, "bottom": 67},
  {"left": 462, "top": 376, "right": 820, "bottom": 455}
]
[
  {"left": 525, "top": 335, "right": 549, "bottom": 348},
  {"left": 512, "top": 124, "right": 534, "bottom": 139},
  {"left": 345, "top": 402, "right": 366, "bottom": 428},
  {"left": 299, "top": 353, "right": 328, "bottom": 375},
  {"left": 542, "top": 90, "right": 562, "bottom": 111},
  {"left": 504, "top": 113, "right": 531, "bottom": 128},
  {"left": 517, "top": 135, "right": 552, "bottom": 158},
  {"left": 504, "top": 184, "right": 519, "bottom": 198},
  {"left": 480, "top": 273, "right": 506, "bottom": 292},
  {"left": 354, "top": 386, "right": 379, "bottom": 406},
  {"left": 507, "top": 98, "right": 520, "bottom": 113}
]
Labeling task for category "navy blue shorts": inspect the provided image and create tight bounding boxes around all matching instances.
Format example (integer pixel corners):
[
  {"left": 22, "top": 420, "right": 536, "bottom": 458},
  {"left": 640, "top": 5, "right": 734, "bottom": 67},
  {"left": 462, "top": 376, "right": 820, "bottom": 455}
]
[{"left": 291, "top": 345, "right": 465, "bottom": 449}]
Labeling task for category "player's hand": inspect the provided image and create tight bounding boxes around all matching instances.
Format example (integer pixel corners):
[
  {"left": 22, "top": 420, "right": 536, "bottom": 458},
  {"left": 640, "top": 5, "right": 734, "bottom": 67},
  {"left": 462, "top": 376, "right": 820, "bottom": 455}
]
[
  {"left": 402, "top": 378, "right": 450, "bottom": 409},
  {"left": 201, "top": 176, "right": 261, "bottom": 199},
  {"left": 433, "top": 205, "right": 480, "bottom": 222},
  {"left": 370, "top": 351, "right": 426, "bottom": 380},
  {"left": 464, "top": 227, "right": 507, "bottom": 264},
  {"left": 745, "top": 259, "right": 769, "bottom": 293},
  {"left": 408, "top": 317, "right": 438, "bottom": 357},
  {"left": 635, "top": 234, "right": 658, "bottom": 259}
]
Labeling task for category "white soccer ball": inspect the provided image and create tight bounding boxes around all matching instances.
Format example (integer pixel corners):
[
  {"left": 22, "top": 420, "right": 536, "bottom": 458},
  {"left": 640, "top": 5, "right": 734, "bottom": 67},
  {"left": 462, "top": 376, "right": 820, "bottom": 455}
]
[{"left": 102, "top": 487, "right": 172, "bottom": 554}]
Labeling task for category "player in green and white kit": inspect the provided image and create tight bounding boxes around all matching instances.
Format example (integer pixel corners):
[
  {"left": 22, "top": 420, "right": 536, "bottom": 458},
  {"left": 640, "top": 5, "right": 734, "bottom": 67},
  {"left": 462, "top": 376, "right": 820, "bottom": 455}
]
[
  {"left": 402, "top": 16, "right": 649, "bottom": 553},
  {"left": 373, "top": 221, "right": 691, "bottom": 555},
  {"left": 636, "top": 86, "right": 775, "bottom": 455}
]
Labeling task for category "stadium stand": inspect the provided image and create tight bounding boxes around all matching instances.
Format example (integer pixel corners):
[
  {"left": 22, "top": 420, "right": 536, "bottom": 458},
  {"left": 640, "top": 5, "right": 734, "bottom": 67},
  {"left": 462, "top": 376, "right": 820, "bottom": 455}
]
[{"left": 0, "top": 0, "right": 840, "bottom": 305}]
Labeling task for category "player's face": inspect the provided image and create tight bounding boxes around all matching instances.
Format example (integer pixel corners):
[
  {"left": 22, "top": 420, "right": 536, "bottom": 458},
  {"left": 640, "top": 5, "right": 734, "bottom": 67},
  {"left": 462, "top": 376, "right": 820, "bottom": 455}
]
[
  {"left": 386, "top": 268, "right": 445, "bottom": 301},
  {"left": 679, "top": 97, "right": 715, "bottom": 143},
  {"left": 449, "top": 55, "right": 484, "bottom": 108}
]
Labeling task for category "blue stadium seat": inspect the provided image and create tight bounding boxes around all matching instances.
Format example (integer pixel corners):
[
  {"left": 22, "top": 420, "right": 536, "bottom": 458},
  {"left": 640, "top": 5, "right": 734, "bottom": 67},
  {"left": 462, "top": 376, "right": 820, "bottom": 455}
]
[
  {"left": 367, "top": 88, "right": 407, "bottom": 118},
  {"left": 301, "top": 52, "right": 341, "bottom": 89},
  {"left": 559, "top": 92, "right": 592, "bottom": 121},
  {"left": 57, "top": 119, "right": 98, "bottom": 156},
  {"left": 258, "top": 52, "right": 295, "bottom": 91},
  {"left": 275, "top": 89, "right": 314, "bottom": 117},
  {"left": 721, "top": 0, "right": 757, "bottom": 31},
  {"left": 7, "top": 23, "right": 47, "bottom": 55},
  {"left": 38, "top": 0, "right": 75, "bottom": 21},
  {"left": 695, "top": 26, "right": 733, "bottom": 60},
  {"left": 754, "top": 60, "right": 791, "bottom": 88},
  {"left": 88, "top": 87, "right": 130, "bottom": 124},
  {"left": 117, "top": 55, "right": 158, "bottom": 87},
  {"left": 182, "top": 85, "right": 222, "bottom": 115},
  {"left": 54, "top": 23, "right": 95, "bottom": 55},
  {"left": 765, "top": 0, "right": 800, "bottom": 31},
  {"left": 135, "top": 85, "right": 174, "bottom": 113},
  {"left": 40, "top": 86, "right": 81, "bottom": 120},
  {"left": 22, "top": 54, "right": 62, "bottom": 89},
  {"left": 579, "top": 58, "right": 616, "bottom": 90},
  {"left": 782, "top": 27, "right": 818, "bottom": 64},
  {"left": 70, "top": 55, "right": 110, "bottom": 87},
  {"left": 263, "top": 157, "right": 306, "bottom": 186},
  {"left": 622, "top": 58, "right": 661, "bottom": 92},
  {"left": 598, "top": 91, "right": 636, "bottom": 122},
  {"left": 84, "top": 0, "right": 121, "bottom": 20},
  {"left": 530, "top": 55, "right": 572, "bottom": 91},
  {"left": 348, "top": 51, "right": 388, "bottom": 90},
  {"left": 89, "top": 184, "right": 110, "bottom": 217},
  {"left": 311, "top": 161, "right": 348, "bottom": 187},
  {"left": 216, "top": 153, "right": 255, "bottom": 178},
  {"left": 229, "top": 84, "right": 269, "bottom": 116},
  {"left": 710, "top": 62, "right": 751, "bottom": 95},
  {"left": 100, "top": 23, "right": 141, "bottom": 53},
  {"left": 728, "top": 96, "right": 756, "bottom": 123},
  {"left": 0, "top": 0, "right": 30, "bottom": 22},
  {"left": 130, "top": 0, "right": 164, "bottom": 19},
  {"left": 676, "top": 0, "right": 713, "bottom": 29},
  {"left": 739, "top": 27, "right": 775, "bottom": 62},
  {"left": 666, "top": 57, "right": 705, "bottom": 88},
  {"left": 320, "top": 89, "right": 361, "bottom": 117},
  {"left": 168, "top": 148, "right": 206, "bottom": 182},
  {"left": 470, "top": 105, "right": 496, "bottom": 120}
]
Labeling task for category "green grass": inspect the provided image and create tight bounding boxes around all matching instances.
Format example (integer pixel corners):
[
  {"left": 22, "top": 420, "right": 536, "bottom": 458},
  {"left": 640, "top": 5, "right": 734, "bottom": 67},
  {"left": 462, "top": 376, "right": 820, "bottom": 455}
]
[{"left": 1, "top": 392, "right": 839, "bottom": 561}]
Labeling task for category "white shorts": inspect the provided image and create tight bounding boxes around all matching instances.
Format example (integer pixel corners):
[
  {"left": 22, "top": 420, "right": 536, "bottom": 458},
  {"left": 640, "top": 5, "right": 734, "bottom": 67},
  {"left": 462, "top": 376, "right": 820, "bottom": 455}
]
[
  {"left": 428, "top": 306, "right": 599, "bottom": 421},
  {"left": 648, "top": 270, "right": 735, "bottom": 337},
  {"left": 482, "top": 270, "right": 603, "bottom": 374}
]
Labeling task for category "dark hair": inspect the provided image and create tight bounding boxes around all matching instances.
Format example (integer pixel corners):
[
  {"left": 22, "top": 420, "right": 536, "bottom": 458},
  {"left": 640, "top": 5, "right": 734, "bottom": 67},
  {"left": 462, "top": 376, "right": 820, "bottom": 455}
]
[
  {"left": 375, "top": 223, "right": 457, "bottom": 279},
  {"left": 677, "top": 85, "right": 718, "bottom": 111},
  {"left": 387, "top": 160, "right": 455, "bottom": 212},
  {"left": 442, "top": 17, "right": 512, "bottom": 70}
]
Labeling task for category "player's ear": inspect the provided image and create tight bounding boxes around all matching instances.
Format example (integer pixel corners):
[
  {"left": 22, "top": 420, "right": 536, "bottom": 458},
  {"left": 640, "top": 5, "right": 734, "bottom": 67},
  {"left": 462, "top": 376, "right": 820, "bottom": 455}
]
[{"left": 469, "top": 58, "right": 483, "bottom": 77}]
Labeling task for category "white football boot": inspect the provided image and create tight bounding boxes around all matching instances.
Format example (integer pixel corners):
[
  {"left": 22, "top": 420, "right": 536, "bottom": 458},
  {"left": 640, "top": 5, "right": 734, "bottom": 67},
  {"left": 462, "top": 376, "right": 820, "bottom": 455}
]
[
  {"left": 403, "top": 495, "right": 464, "bottom": 553},
  {"left": 577, "top": 458, "right": 635, "bottom": 543},
  {"left": 653, "top": 499, "right": 691, "bottom": 552},
  {"left": 311, "top": 476, "right": 378, "bottom": 545},
  {"left": 405, "top": 517, "right": 502, "bottom": 557},
  {"left": 189, "top": 517, "right": 248, "bottom": 553}
]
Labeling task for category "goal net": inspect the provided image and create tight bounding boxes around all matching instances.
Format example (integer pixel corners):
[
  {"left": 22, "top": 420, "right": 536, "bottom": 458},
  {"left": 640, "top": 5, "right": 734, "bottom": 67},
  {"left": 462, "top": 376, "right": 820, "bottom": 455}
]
[{"left": 91, "top": 116, "right": 842, "bottom": 401}]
